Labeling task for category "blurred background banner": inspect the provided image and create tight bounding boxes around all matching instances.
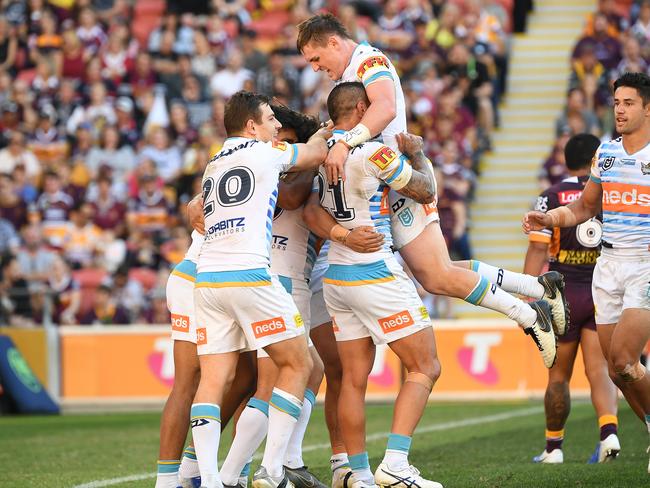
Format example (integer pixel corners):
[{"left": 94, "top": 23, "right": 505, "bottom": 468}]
[{"left": 56, "top": 321, "right": 590, "bottom": 407}]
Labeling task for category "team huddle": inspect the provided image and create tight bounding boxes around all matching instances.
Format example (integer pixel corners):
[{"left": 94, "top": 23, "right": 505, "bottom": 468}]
[{"left": 154, "top": 14, "right": 650, "bottom": 488}]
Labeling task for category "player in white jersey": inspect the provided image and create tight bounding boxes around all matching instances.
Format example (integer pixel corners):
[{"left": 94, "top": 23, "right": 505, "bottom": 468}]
[
  {"left": 297, "top": 13, "right": 564, "bottom": 369},
  {"left": 524, "top": 72, "right": 650, "bottom": 474},
  {"left": 190, "top": 91, "right": 329, "bottom": 488},
  {"left": 305, "top": 82, "right": 443, "bottom": 488}
]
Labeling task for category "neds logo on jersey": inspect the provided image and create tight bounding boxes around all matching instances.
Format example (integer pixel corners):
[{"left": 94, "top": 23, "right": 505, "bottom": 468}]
[
  {"left": 171, "top": 313, "right": 190, "bottom": 332},
  {"left": 378, "top": 310, "right": 414, "bottom": 334},
  {"left": 252, "top": 317, "right": 287, "bottom": 338}
]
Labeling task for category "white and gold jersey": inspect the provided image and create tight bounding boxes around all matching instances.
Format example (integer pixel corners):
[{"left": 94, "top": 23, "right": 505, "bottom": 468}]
[
  {"left": 197, "top": 137, "right": 298, "bottom": 279},
  {"left": 315, "top": 131, "right": 412, "bottom": 266},
  {"left": 339, "top": 41, "right": 406, "bottom": 150},
  {"left": 270, "top": 204, "right": 318, "bottom": 282}
]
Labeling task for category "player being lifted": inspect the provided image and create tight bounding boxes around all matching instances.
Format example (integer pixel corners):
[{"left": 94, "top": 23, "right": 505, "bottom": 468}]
[
  {"left": 305, "top": 82, "right": 443, "bottom": 488},
  {"left": 190, "top": 91, "right": 329, "bottom": 488},
  {"left": 524, "top": 72, "right": 650, "bottom": 474},
  {"left": 297, "top": 13, "right": 566, "bottom": 368},
  {"left": 525, "top": 134, "right": 619, "bottom": 465}
]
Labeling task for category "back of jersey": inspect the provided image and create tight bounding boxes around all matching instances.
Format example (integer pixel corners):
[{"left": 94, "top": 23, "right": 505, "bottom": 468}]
[
  {"left": 318, "top": 133, "right": 410, "bottom": 265},
  {"left": 198, "top": 137, "right": 298, "bottom": 273}
]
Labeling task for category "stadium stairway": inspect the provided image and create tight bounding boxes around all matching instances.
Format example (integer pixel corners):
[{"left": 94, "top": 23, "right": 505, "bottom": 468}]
[{"left": 453, "top": 0, "right": 596, "bottom": 319}]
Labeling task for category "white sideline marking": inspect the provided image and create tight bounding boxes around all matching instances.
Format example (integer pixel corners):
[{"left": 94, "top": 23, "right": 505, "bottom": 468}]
[{"left": 72, "top": 406, "right": 542, "bottom": 488}]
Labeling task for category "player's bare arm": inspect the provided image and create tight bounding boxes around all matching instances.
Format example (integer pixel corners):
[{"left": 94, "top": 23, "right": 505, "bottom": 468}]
[
  {"left": 326, "top": 78, "right": 396, "bottom": 184},
  {"left": 287, "top": 125, "right": 332, "bottom": 172},
  {"left": 278, "top": 170, "right": 317, "bottom": 210},
  {"left": 393, "top": 133, "right": 435, "bottom": 204},
  {"left": 523, "top": 179, "right": 602, "bottom": 233},
  {"left": 187, "top": 193, "right": 205, "bottom": 234},
  {"left": 523, "top": 241, "right": 550, "bottom": 277},
  {"left": 303, "top": 191, "right": 384, "bottom": 253}
]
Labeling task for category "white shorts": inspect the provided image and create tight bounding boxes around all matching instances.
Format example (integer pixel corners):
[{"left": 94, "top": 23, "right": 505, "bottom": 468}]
[
  {"left": 323, "top": 258, "right": 432, "bottom": 344},
  {"left": 194, "top": 273, "right": 305, "bottom": 355},
  {"left": 389, "top": 194, "right": 439, "bottom": 251},
  {"left": 592, "top": 248, "right": 650, "bottom": 325},
  {"left": 258, "top": 276, "right": 313, "bottom": 358},
  {"left": 166, "top": 262, "right": 197, "bottom": 343},
  {"left": 309, "top": 289, "right": 330, "bottom": 329}
]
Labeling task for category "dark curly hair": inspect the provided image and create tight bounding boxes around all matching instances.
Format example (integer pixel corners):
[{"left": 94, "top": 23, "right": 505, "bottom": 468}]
[
  {"left": 613, "top": 72, "right": 650, "bottom": 105},
  {"left": 271, "top": 104, "right": 320, "bottom": 143}
]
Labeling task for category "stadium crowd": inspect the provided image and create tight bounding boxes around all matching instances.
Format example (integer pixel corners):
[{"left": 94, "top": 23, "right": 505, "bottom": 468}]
[
  {"left": 540, "top": 0, "right": 647, "bottom": 189},
  {"left": 0, "top": 0, "right": 515, "bottom": 326}
]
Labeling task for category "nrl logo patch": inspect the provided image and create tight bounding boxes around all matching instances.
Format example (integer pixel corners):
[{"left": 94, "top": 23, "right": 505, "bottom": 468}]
[
  {"left": 398, "top": 208, "right": 414, "bottom": 227},
  {"left": 602, "top": 156, "right": 615, "bottom": 171},
  {"left": 641, "top": 161, "right": 650, "bottom": 175}
]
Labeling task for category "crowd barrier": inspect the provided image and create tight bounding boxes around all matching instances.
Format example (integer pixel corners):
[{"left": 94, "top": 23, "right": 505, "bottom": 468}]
[{"left": 49, "top": 320, "right": 597, "bottom": 407}]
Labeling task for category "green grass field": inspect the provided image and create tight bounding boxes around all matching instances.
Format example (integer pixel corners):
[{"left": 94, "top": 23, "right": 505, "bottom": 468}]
[{"left": 1, "top": 400, "right": 648, "bottom": 488}]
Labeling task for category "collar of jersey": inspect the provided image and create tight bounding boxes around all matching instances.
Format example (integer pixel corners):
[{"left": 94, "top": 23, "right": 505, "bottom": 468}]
[{"left": 223, "top": 136, "right": 255, "bottom": 146}]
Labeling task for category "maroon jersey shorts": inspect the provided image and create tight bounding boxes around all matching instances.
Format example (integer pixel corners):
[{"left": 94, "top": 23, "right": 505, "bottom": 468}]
[{"left": 560, "top": 280, "right": 596, "bottom": 343}]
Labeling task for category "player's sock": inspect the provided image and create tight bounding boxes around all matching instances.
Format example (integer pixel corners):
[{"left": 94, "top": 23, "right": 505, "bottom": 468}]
[
  {"left": 330, "top": 453, "right": 350, "bottom": 472},
  {"left": 190, "top": 403, "right": 222, "bottom": 488},
  {"left": 284, "top": 388, "right": 316, "bottom": 469},
  {"left": 465, "top": 276, "right": 537, "bottom": 328},
  {"left": 349, "top": 452, "right": 374, "bottom": 485},
  {"left": 221, "top": 398, "right": 270, "bottom": 485},
  {"left": 545, "top": 429, "right": 564, "bottom": 452},
  {"left": 155, "top": 460, "right": 180, "bottom": 488},
  {"left": 240, "top": 460, "right": 252, "bottom": 481},
  {"left": 599, "top": 414, "right": 618, "bottom": 441},
  {"left": 180, "top": 446, "right": 200, "bottom": 479},
  {"left": 261, "top": 388, "right": 303, "bottom": 478},
  {"left": 382, "top": 433, "right": 411, "bottom": 471},
  {"left": 470, "top": 260, "right": 544, "bottom": 299}
]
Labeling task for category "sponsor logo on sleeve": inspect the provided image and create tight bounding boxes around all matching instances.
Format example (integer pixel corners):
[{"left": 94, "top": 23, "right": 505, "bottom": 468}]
[
  {"left": 378, "top": 310, "right": 414, "bottom": 334},
  {"left": 602, "top": 156, "right": 615, "bottom": 171},
  {"left": 419, "top": 306, "right": 430, "bottom": 321},
  {"left": 171, "top": 313, "right": 190, "bottom": 332},
  {"left": 196, "top": 328, "right": 207, "bottom": 345},
  {"left": 272, "top": 140, "right": 288, "bottom": 151},
  {"left": 294, "top": 313, "right": 304, "bottom": 328},
  {"left": 252, "top": 317, "right": 287, "bottom": 338},
  {"left": 356, "top": 55, "right": 390, "bottom": 78},
  {"left": 369, "top": 146, "right": 397, "bottom": 170},
  {"left": 642, "top": 160, "right": 650, "bottom": 175}
]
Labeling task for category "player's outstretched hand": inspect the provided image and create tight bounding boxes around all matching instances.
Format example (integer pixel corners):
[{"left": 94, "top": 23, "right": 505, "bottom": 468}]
[
  {"left": 311, "top": 120, "right": 334, "bottom": 142},
  {"left": 346, "top": 226, "right": 385, "bottom": 253},
  {"left": 325, "top": 140, "right": 350, "bottom": 184},
  {"left": 396, "top": 132, "right": 424, "bottom": 156},
  {"left": 187, "top": 194, "right": 206, "bottom": 234},
  {"left": 522, "top": 211, "right": 551, "bottom": 234}
]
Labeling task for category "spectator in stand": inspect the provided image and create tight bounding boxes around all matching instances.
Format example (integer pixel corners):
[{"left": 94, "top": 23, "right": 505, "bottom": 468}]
[
  {"left": 127, "top": 172, "right": 173, "bottom": 238},
  {"left": 613, "top": 36, "right": 648, "bottom": 79},
  {"left": 573, "top": 12, "right": 622, "bottom": 71},
  {"left": 103, "top": 265, "right": 146, "bottom": 322},
  {"left": 0, "top": 254, "right": 33, "bottom": 326},
  {"left": 583, "top": 0, "right": 628, "bottom": 38},
  {"left": 66, "top": 81, "right": 116, "bottom": 136},
  {"left": 60, "top": 29, "right": 87, "bottom": 81},
  {"left": 29, "top": 9, "right": 62, "bottom": 65},
  {"left": 0, "top": 216, "right": 18, "bottom": 254},
  {"left": 539, "top": 133, "right": 570, "bottom": 191},
  {"left": 28, "top": 106, "right": 67, "bottom": 168},
  {"left": 79, "top": 283, "right": 129, "bottom": 325},
  {"left": 0, "top": 130, "right": 40, "bottom": 185},
  {"left": 62, "top": 203, "right": 102, "bottom": 269},
  {"left": 142, "top": 286, "right": 170, "bottom": 324},
  {"left": 36, "top": 170, "right": 73, "bottom": 247},
  {"left": 138, "top": 127, "right": 182, "bottom": 182},
  {"left": 433, "top": 167, "right": 469, "bottom": 259},
  {"left": 100, "top": 29, "right": 132, "bottom": 84},
  {"left": 114, "top": 96, "right": 139, "bottom": 148},
  {"left": 169, "top": 101, "right": 198, "bottom": 151},
  {"left": 47, "top": 254, "right": 80, "bottom": 324},
  {"left": 191, "top": 30, "right": 217, "bottom": 79},
  {"left": 555, "top": 87, "right": 601, "bottom": 138},
  {"left": 0, "top": 16, "right": 17, "bottom": 74},
  {"left": 210, "top": 48, "right": 253, "bottom": 99},
  {"left": 127, "top": 51, "right": 158, "bottom": 99},
  {"left": 240, "top": 29, "right": 267, "bottom": 75},
  {"left": 16, "top": 223, "right": 56, "bottom": 289},
  {"left": 181, "top": 74, "right": 212, "bottom": 128},
  {"left": 256, "top": 49, "right": 300, "bottom": 109},
  {"left": 86, "top": 124, "right": 136, "bottom": 182},
  {"left": 53, "top": 78, "right": 80, "bottom": 129},
  {"left": 631, "top": 0, "right": 650, "bottom": 57},
  {"left": 0, "top": 173, "right": 28, "bottom": 231},
  {"left": 87, "top": 174, "right": 127, "bottom": 235},
  {"left": 568, "top": 45, "right": 610, "bottom": 112},
  {"left": 75, "top": 7, "right": 106, "bottom": 55}
]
